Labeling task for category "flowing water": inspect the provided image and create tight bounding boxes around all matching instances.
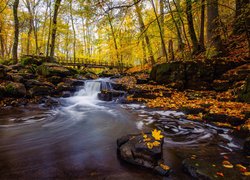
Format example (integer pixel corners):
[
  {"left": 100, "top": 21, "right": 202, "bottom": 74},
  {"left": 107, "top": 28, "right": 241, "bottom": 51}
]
[{"left": 0, "top": 80, "right": 247, "bottom": 179}]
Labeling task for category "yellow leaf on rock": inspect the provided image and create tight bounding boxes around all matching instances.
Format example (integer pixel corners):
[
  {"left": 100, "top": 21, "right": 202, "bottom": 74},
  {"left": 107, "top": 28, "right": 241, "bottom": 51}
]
[
  {"left": 152, "top": 141, "right": 160, "bottom": 146},
  {"left": 160, "top": 163, "right": 170, "bottom": 171},
  {"left": 242, "top": 172, "right": 250, "bottom": 176},
  {"left": 152, "top": 129, "right": 164, "bottom": 141}
]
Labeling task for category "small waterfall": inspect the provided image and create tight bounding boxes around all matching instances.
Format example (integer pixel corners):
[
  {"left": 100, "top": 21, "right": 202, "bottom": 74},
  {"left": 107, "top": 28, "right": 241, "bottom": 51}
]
[{"left": 76, "top": 81, "right": 102, "bottom": 98}]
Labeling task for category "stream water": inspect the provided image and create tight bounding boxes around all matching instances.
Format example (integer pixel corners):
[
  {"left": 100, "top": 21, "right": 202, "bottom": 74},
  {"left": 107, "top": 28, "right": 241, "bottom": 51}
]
[{"left": 0, "top": 80, "right": 247, "bottom": 179}]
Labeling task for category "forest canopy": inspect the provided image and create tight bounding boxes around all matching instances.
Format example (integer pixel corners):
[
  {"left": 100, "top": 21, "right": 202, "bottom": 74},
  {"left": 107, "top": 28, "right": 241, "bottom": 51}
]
[{"left": 0, "top": 0, "right": 249, "bottom": 65}]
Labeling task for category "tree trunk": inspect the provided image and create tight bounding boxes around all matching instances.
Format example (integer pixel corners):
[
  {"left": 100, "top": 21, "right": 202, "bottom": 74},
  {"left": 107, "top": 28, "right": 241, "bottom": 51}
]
[
  {"left": 50, "top": 0, "right": 62, "bottom": 59},
  {"left": 167, "top": 0, "right": 184, "bottom": 51},
  {"left": 0, "top": 24, "right": 5, "bottom": 58},
  {"left": 159, "top": 0, "right": 167, "bottom": 58},
  {"left": 134, "top": 1, "right": 155, "bottom": 65},
  {"left": 70, "top": 0, "right": 76, "bottom": 63},
  {"left": 168, "top": 39, "right": 175, "bottom": 61},
  {"left": 185, "top": 0, "right": 200, "bottom": 54},
  {"left": 12, "top": 0, "right": 19, "bottom": 63},
  {"left": 142, "top": 39, "right": 147, "bottom": 64},
  {"left": 151, "top": 0, "right": 168, "bottom": 61},
  {"left": 207, "top": 0, "right": 223, "bottom": 54},
  {"left": 234, "top": 0, "right": 250, "bottom": 34},
  {"left": 199, "top": 0, "right": 205, "bottom": 50}
]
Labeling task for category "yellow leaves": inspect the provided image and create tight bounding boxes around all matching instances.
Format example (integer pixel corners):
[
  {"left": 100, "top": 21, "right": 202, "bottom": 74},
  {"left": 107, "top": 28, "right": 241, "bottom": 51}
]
[
  {"left": 143, "top": 129, "right": 163, "bottom": 149},
  {"left": 236, "top": 164, "right": 247, "bottom": 173},
  {"left": 222, "top": 161, "right": 234, "bottom": 168},
  {"left": 160, "top": 163, "right": 170, "bottom": 171},
  {"left": 242, "top": 172, "right": 250, "bottom": 176},
  {"left": 216, "top": 172, "right": 224, "bottom": 177},
  {"left": 152, "top": 129, "right": 164, "bottom": 141}
]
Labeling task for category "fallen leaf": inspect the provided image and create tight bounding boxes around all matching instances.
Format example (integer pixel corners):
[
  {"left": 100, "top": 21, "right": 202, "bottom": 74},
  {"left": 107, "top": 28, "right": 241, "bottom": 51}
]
[{"left": 152, "top": 129, "right": 164, "bottom": 141}]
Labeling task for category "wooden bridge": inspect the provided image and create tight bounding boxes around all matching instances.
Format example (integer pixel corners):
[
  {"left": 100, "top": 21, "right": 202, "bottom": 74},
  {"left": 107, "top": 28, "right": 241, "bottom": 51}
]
[{"left": 21, "top": 55, "right": 133, "bottom": 69}]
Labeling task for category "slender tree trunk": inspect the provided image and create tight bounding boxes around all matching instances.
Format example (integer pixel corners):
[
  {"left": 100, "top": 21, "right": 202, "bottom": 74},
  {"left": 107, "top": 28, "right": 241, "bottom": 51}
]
[
  {"left": 173, "top": 0, "right": 191, "bottom": 53},
  {"left": 151, "top": 0, "right": 168, "bottom": 61},
  {"left": 107, "top": 13, "right": 120, "bottom": 64},
  {"left": 0, "top": 24, "right": 5, "bottom": 58},
  {"left": 185, "top": 0, "right": 200, "bottom": 54},
  {"left": 167, "top": 0, "right": 184, "bottom": 51},
  {"left": 50, "top": 0, "right": 62, "bottom": 59},
  {"left": 134, "top": 1, "right": 155, "bottom": 65},
  {"left": 207, "top": 0, "right": 223, "bottom": 54},
  {"left": 70, "top": 0, "right": 76, "bottom": 62},
  {"left": 12, "top": 0, "right": 19, "bottom": 63},
  {"left": 168, "top": 39, "right": 175, "bottom": 61},
  {"left": 159, "top": 0, "right": 167, "bottom": 58},
  {"left": 199, "top": 0, "right": 205, "bottom": 50},
  {"left": 142, "top": 39, "right": 147, "bottom": 64},
  {"left": 27, "top": 19, "right": 32, "bottom": 55}
]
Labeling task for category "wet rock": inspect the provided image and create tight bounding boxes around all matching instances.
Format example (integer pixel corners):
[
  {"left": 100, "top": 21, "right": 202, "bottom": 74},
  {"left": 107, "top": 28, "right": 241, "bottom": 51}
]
[
  {"left": 98, "top": 90, "right": 126, "bottom": 101},
  {"left": 39, "top": 96, "right": 60, "bottom": 107},
  {"left": 243, "top": 137, "right": 250, "bottom": 156},
  {"left": 29, "top": 86, "right": 53, "bottom": 96},
  {"left": 136, "top": 78, "right": 149, "bottom": 84},
  {"left": 19, "top": 72, "right": 36, "bottom": 80},
  {"left": 182, "top": 106, "right": 206, "bottom": 115},
  {"left": 47, "top": 76, "right": 63, "bottom": 85},
  {"left": 117, "top": 134, "right": 170, "bottom": 176},
  {"left": 62, "top": 91, "right": 71, "bottom": 98},
  {"left": 0, "top": 85, "right": 5, "bottom": 98},
  {"left": 183, "top": 157, "right": 246, "bottom": 180},
  {"left": 204, "top": 113, "right": 244, "bottom": 126},
  {"left": 71, "top": 79, "right": 85, "bottom": 86},
  {"left": 111, "top": 83, "right": 127, "bottom": 91},
  {"left": 5, "top": 82, "right": 26, "bottom": 97},
  {"left": 56, "top": 82, "right": 75, "bottom": 93}
]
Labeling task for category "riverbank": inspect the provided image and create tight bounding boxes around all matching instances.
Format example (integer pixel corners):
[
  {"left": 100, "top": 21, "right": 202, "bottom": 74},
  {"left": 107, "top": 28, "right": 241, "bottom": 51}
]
[
  {"left": 0, "top": 56, "right": 91, "bottom": 108},
  {"left": 117, "top": 69, "right": 250, "bottom": 138}
]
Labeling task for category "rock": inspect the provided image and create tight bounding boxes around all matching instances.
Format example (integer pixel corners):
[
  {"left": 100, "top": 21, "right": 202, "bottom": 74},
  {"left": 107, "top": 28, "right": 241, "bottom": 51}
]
[
  {"left": 150, "top": 60, "right": 246, "bottom": 90},
  {"left": 98, "top": 90, "right": 126, "bottom": 101},
  {"left": 62, "top": 91, "right": 71, "bottom": 98},
  {"left": 136, "top": 78, "right": 149, "bottom": 84},
  {"left": 8, "top": 73, "right": 24, "bottom": 83},
  {"left": 38, "top": 63, "right": 71, "bottom": 77},
  {"left": 183, "top": 157, "right": 246, "bottom": 180},
  {"left": 0, "top": 85, "right": 5, "bottom": 98},
  {"left": 39, "top": 96, "right": 60, "bottom": 107},
  {"left": 71, "top": 79, "right": 85, "bottom": 86},
  {"left": 117, "top": 134, "right": 170, "bottom": 176},
  {"left": 19, "top": 73, "right": 36, "bottom": 80},
  {"left": 20, "top": 56, "right": 42, "bottom": 66},
  {"left": 29, "top": 86, "right": 53, "bottom": 96},
  {"left": 243, "top": 137, "right": 250, "bottom": 156},
  {"left": 9, "top": 63, "right": 24, "bottom": 71},
  {"left": 204, "top": 113, "right": 245, "bottom": 126},
  {"left": 47, "top": 76, "right": 62, "bottom": 85},
  {"left": 0, "top": 64, "right": 7, "bottom": 78},
  {"left": 237, "top": 75, "right": 250, "bottom": 103},
  {"left": 212, "top": 79, "right": 231, "bottom": 91},
  {"left": 5, "top": 82, "right": 26, "bottom": 97},
  {"left": 56, "top": 82, "right": 74, "bottom": 93}
]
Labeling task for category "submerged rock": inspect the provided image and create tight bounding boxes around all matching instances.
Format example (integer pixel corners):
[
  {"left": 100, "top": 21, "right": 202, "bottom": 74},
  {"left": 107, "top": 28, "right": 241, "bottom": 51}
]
[
  {"left": 243, "top": 137, "right": 250, "bottom": 156},
  {"left": 117, "top": 134, "right": 170, "bottom": 176}
]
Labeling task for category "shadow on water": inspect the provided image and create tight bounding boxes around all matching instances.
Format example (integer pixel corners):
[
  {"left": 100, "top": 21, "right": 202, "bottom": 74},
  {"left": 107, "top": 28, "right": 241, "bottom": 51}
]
[{"left": 0, "top": 79, "right": 246, "bottom": 179}]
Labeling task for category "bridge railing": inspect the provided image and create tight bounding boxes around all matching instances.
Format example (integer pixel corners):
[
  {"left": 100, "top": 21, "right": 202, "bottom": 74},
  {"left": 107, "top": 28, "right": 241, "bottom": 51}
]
[{"left": 20, "top": 54, "right": 133, "bottom": 69}]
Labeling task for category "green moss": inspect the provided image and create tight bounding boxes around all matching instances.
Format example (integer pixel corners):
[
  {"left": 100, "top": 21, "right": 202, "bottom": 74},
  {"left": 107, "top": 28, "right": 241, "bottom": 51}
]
[
  {"left": 5, "top": 84, "right": 16, "bottom": 95},
  {"left": 20, "top": 57, "right": 41, "bottom": 66}
]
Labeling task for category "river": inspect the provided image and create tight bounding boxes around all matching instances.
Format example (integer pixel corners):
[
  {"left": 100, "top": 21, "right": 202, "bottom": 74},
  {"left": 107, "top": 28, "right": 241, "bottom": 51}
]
[{"left": 0, "top": 80, "right": 247, "bottom": 179}]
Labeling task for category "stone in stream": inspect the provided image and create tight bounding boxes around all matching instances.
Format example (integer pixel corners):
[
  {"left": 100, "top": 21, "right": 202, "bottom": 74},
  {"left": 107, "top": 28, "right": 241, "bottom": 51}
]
[
  {"left": 117, "top": 134, "right": 171, "bottom": 176},
  {"left": 243, "top": 137, "right": 250, "bottom": 156}
]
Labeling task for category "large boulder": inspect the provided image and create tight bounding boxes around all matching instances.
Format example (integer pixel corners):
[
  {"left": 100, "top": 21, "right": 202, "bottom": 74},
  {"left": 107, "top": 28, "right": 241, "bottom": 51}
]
[
  {"left": 117, "top": 133, "right": 170, "bottom": 176},
  {"left": 38, "top": 63, "right": 71, "bottom": 77},
  {"left": 5, "top": 82, "right": 26, "bottom": 97},
  {"left": 29, "top": 86, "right": 53, "bottom": 96},
  {"left": 150, "top": 60, "right": 246, "bottom": 90}
]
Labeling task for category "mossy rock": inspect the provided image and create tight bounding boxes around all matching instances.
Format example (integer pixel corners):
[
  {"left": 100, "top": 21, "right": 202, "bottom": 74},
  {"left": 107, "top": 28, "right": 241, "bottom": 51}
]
[
  {"left": 37, "top": 63, "right": 71, "bottom": 77},
  {"left": 5, "top": 82, "right": 26, "bottom": 97},
  {"left": 0, "top": 85, "right": 5, "bottom": 98},
  {"left": 29, "top": 86, "right": 53, "bottom": 96},
  {"left": 20, "top": 57, "right": 42, "bottom": 66}
]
